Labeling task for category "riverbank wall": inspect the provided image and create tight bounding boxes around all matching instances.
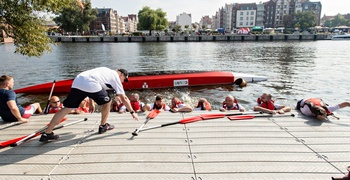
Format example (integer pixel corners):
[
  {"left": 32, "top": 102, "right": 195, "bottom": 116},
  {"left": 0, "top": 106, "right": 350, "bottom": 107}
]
[{"left": 50, "top": 34, "right": 328, "bottom": 43}]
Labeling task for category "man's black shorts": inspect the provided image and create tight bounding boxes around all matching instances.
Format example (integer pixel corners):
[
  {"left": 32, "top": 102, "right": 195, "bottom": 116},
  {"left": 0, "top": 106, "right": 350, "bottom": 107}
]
[{"left": 63, "top": 88, "right": 111, "bottom": 108}]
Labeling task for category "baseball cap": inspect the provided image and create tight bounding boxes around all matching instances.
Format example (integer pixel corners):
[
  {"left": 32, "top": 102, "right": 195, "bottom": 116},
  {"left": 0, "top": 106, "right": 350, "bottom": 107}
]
[{"left": 118, "top": 69, "right": 129, "bottom": 82}]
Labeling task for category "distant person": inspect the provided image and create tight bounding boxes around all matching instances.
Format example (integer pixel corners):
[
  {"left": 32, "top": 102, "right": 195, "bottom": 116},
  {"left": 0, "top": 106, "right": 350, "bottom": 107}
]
[
  {"left": 220, "top": 95, "right": 245, "bottom": 112},
  {"left": 0, "top": 75, "right": 43, "bottom": 123},
  {"left": 296, "top": 98, "right": 350, "bottom": 120},
  {"left": 44, "top": 96, "right": 63, "bottom": 114},
  {"left": 119, "top": 93, "right": 144, "bottom": 113},
  {"left": 111, "top": 96, "right": 124, "bottom": 113},
  {"left": 194, "top": 98, "right": 211, "bottom": 111},
  {"left": 44, "top": 96, "right": 89, "bottom": 114},
  {"left": 254, "top": 93, "right": 291, "bottom": 114},
  {"left": 170, "top": 97, "right": 193, "bottom": 113},
  {"left": 142, "top": 95, "right": 170, "bottom": 112},
  {"left": 39, "top": 67, "right": 139, "bottom": 142}
]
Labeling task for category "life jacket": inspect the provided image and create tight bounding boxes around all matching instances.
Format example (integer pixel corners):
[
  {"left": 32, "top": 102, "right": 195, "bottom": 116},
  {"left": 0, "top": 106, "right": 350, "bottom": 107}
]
[
  {"left": 152, "top": 103, "right": 167, "bottom": 110},
  {"left": 172, "top": 101, "right": 183, "bottom": 109},
  {"left": 112, "top": 103, "right": 124, "bottom": 112},
  {"left": 302, "top": 98, "right": 332, "bottom": 116},
  {"left": 197, "top": 101, "right": 211, "bottom": 110},
  {"left": 130, "top": 101, "right": 141, "bottom": 111},
  {"left": 48, "top": 104, "right": 63, "bottom": 114},
  {"left": 257, "top": 98, "right": 275, "bottom": 110},
  {"left": 222, "top": 99, "right": 240, "bottom": 110}
]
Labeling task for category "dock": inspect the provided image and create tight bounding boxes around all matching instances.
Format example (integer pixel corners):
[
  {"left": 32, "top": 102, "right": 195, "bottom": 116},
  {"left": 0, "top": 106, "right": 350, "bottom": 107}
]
[
  {"left": 0, "top": 110, "right": 349, "bottom": 179},
  {"left": 49, "top": 34, "right": 328, "bottom": 43}
]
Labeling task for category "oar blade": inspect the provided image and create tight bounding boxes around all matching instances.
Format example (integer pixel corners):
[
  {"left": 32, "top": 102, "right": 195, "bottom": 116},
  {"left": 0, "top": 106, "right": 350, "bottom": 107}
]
[
  {"left": 200, "top": 113, "right": 226, "bottom": 120},
  {"left": 179, "top": 116, "right": 203, "bottom": 124},
  {"left": 147, "top": 109, "right": 161, "bottom": 119},
  {"left": 228, "top": 115, "right": 255, "bottom": 120}
]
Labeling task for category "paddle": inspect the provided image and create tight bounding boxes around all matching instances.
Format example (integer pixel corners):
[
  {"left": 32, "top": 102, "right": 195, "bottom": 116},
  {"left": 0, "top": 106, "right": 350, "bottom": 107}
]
[
  {"left": 8, "top": 117, "right": 67, "bottom": 147},
  {"left": 44, "top": 80, "right": 56, "bottom": 114},
  {"left": 11, "top": 118, "right": 88, "bottom": 147},
  {"left": 135, "top": 112, "right": 264, "bottom": 134},
  {"left": 228, "top": 113, "right": 295, "bottom": 120},
  {"left": 132, "top": 109, "right": 160, "bottom": 136}
]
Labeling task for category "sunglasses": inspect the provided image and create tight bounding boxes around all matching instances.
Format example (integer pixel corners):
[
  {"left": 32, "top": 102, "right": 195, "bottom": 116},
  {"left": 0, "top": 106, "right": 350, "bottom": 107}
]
[{"left": 51, "top": 101, "right": 60, "bottom": 103}]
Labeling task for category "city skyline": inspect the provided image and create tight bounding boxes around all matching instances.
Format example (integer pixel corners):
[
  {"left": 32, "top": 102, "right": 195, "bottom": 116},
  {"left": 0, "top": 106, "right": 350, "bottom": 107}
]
[{"left": 90, "top": 0, "right": 349, "bottom": 22}]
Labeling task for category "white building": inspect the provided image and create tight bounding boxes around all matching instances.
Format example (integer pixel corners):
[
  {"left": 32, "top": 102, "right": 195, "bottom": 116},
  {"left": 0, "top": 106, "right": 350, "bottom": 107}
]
[
  {"left": 236, "top": 3, "right": 257, "bottom": 28},
  {"left": 176, "top": 12, "right": 192, "bottom": 31},
  {"left": 275, "top": 0, "right": 291, "bottom": 27},
  {"left": 223, "top": 3, "right": 234, "bottom": 32}
]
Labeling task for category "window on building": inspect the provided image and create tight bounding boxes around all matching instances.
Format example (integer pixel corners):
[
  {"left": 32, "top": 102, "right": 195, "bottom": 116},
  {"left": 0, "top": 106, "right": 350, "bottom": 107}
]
[
  {"left": 246, "top": 17, "right": 249, "bottom": 20},
  {"left": 240, "top": 17, "right": 243, "bottom": 20},
  {"left": 277, "top": 5, "right": 280, "bottom": 8},
  {"left": 250, "top": 17, "right": 254, "bottom": 20},
  {"left": 284, "top": 10, "right": 286, "bottom": 13},
  {"left": 247, "top": 12, "right": 249, "bottom": 15},
  {"left": 240, "top": 22, "right": 243, "bottom": 25},
  {"left": 240, "top": 12, "right": 243, "bottom": 15},
  {"left": 277, "top": 10, "right": 279, "bottom": 14},
  {"left": 246, "top": 22, "right": 248, "bottom": 25},
  {"left": 250, "top": 22, "right": 253, "bottom": 25},
  {"left": 284, "top": 5, "right": 287, "bottom": 8},
  {"left": 251, "top": 11, "right": 254, "bottom": 15}
]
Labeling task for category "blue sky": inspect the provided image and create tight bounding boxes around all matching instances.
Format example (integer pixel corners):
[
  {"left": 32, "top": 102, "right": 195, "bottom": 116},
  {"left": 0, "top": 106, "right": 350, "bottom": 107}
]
[{"left": 90, "top": 0, "right": 348, "bottom": 22}]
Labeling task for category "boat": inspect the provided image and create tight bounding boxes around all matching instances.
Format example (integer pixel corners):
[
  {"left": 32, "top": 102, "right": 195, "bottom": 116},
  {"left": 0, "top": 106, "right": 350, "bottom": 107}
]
[
  {"left": 331, "top": 33, "right": 350, "bottom": 40},
  {"left": 14, "top": 71, "right": 268, "bottom": 94}
]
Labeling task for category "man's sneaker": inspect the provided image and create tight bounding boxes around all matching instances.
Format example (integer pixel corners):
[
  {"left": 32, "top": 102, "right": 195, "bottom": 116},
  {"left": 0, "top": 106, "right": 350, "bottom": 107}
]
[
  {"left": 39, "top": 132, "right": 59, "bottom": 142},
  {"left": 98, "top": 123, "right": 115, "bottom": 134}
]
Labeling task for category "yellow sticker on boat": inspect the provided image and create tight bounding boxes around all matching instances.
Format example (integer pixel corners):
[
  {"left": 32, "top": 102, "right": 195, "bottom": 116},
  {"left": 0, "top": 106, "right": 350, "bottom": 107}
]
[{"left": 174, "top": 79, "right": 189, "bottom": 87}]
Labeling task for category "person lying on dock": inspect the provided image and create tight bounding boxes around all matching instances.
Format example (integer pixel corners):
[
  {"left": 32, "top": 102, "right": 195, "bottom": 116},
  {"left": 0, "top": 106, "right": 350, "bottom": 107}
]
[
  {"left": 142, "top": 95, "right": 170, "bottom": 112},
  {"left": 220, "top": 95, "right": 245, "bottom": 112},
  {"left": 0, "top": 75, "right": 43, "bottom": 123},
  {"left": 194, "top": 98, "right": 211, "bottom": 111},
  {"left": 39, "top": 67, "right": 139, "bottom": 142},
  {"left": 170, "top": 97, "right": 193, "bottom": 113},
  {"left": 254, "top": 93, "right": 291, "bottom": 114},
  {"left": 296, "top": 98, "right": 350, "bottom": 120},
  {"left": 119, "top": 93, "right": 144, "bottom": 113},
  {"left": 111, "top": 96, "right": 124, "bottom": 113}
]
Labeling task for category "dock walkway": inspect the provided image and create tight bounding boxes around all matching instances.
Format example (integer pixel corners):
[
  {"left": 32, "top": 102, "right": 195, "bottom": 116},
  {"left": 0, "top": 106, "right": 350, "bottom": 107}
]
[{"left": 0, "top": 110, "right": 349, "bottom": 179}]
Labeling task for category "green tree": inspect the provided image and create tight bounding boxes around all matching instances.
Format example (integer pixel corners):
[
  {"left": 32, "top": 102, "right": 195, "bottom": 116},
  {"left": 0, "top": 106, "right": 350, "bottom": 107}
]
[
  {"left": 283, "top": 14, "right": 294, "bottom": 29},
  {"left": 323, "top": 19, "right": 331, "bottom": 27},
  {"left": 294, "top": 11, "right": 317, "bottom": 31},
  {"left": 331, "top": 14, "right": 348, "bottom": 27},
  {"left": 0, "top": 0, "right": 77, "bottom": 57},
  {"left": 137, "top": 6, "right": 168, "bottom": 35},
  {"left": 54, "top": 0, "right": 97, "bottom": 35}
]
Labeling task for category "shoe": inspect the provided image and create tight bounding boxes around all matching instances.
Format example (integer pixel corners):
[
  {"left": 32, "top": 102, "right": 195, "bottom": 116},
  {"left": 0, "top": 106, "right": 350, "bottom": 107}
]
[
  {"left": 98, "top": 123, "right": 115, "bottom": 134},
  {"left": 39, "top": 132, "right": 59, "bottom": 142}
]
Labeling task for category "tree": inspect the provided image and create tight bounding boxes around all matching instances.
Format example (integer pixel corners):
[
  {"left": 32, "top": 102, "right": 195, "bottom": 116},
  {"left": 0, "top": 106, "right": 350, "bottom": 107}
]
[
  {"left": 0, "top": 0, "right": 77, "bottom": 57},
  {"left": 323, "top": 19, "right": 332, "bottom": 27},
  {"left": 294, "top": 11, "right": 317, "bottom": 31},
  {"left": 54, "top": 0, "right": 97, "bottom": 35},
  {"left": 331, "top": 14, "right": 348, "bottom": 27},
  {"left": 283, "top": 14, "right": 294, "bottom": 29},
  {"left": 137, "top": 7, "right": 168, "bottom": 35}
]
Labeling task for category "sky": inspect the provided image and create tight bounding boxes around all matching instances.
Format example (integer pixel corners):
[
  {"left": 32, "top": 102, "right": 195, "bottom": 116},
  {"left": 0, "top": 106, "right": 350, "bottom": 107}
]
[{"left": 90, "top": 0, "right": 349, "bottom": 22}]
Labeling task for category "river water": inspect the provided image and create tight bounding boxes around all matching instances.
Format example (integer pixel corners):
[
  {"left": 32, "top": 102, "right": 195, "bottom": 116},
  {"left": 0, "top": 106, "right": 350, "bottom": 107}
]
[{"left": 1, "top": 40, "right": 350, "bottom": 115}]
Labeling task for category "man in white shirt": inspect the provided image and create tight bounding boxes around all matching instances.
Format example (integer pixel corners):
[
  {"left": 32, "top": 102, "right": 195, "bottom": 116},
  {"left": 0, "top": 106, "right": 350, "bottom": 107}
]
[{"left": 40, "top": 67, "right": 139, "bottom": 142}]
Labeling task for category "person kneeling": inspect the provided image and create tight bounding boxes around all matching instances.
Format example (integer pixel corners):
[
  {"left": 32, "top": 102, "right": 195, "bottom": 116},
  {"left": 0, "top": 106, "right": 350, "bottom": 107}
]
[{"left": 254, "top": 93, "right": 291, "bottom": 114}]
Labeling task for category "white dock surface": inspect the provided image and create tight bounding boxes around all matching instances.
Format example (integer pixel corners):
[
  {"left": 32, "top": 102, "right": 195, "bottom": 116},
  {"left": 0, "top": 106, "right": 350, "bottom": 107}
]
[{"left": 0, "top": 110, "right": 349, "bottom": 180}]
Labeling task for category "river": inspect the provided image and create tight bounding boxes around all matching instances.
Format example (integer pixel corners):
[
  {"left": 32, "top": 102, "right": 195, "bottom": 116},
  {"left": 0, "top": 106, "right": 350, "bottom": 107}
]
[{"left": 1, "top": 40, "right": 350, "bottom": 115}]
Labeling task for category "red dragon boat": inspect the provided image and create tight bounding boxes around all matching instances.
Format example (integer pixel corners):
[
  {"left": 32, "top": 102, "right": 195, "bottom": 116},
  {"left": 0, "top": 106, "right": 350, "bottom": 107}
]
[{"left": 14, "top": 71, "right": 267, "bottom": 94}]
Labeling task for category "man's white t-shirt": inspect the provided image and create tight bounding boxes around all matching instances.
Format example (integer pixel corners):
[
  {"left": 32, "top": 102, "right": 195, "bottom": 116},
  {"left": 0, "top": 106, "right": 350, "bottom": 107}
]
[{"left": 72, "top": 67, "right": 125, "bottom": 94}]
